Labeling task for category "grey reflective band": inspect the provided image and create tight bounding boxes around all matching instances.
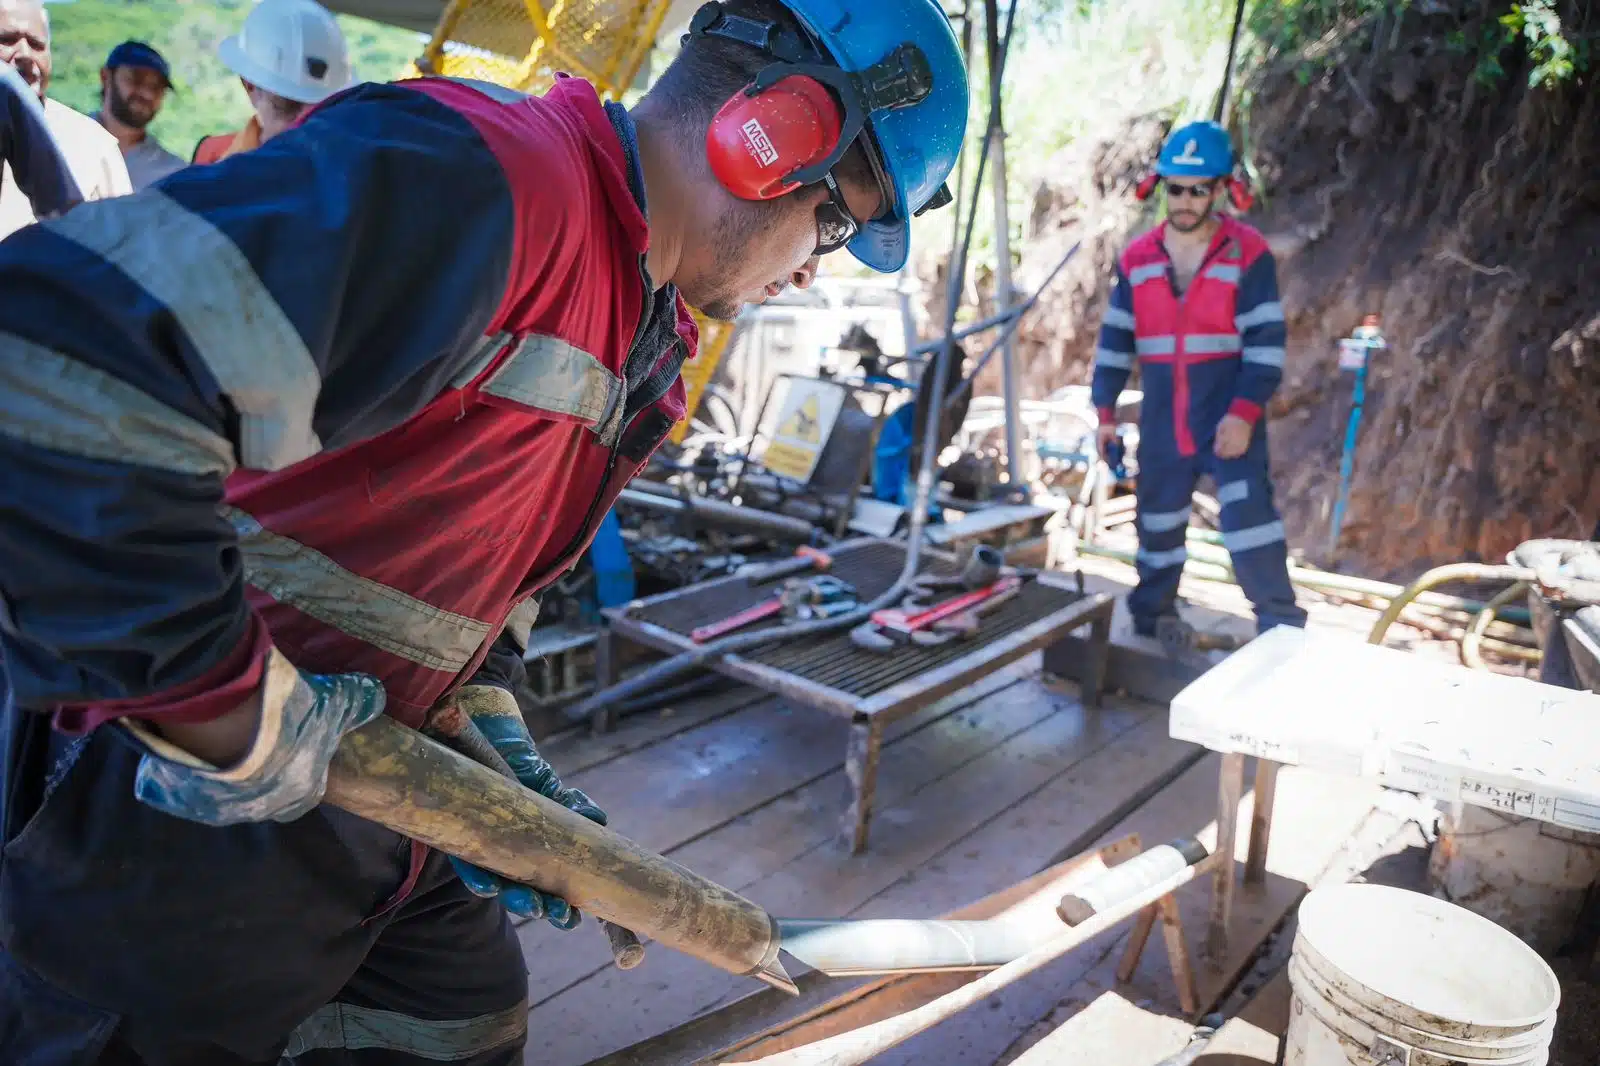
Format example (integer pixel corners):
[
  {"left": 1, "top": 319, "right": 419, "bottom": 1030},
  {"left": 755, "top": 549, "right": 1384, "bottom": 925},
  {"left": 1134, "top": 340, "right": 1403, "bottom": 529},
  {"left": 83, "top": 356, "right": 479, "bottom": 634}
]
[
  {"left": 1217, "top": 480, "right": 1250, "bottom": 505},
  {"left": 1235, "top": 301, "right": 1285, "bottom": 330},
  {"left": 1128, "top": 263, "right": 1167, "bottom": 286},
  {"left": 448, "top": 332, "right": 516, "bottom": 391},
  {"left": 283, "top": 999, "right": 528, "bottom": 1061},
  {"left": 1102, "top": 306, "right": 1136, "bottom": 331},
  {"left": 0, "top": 333, "right": 235, "bottom": 477},
  {"left": 224, "top": 506, "right": 493, "bottom": 673},
  {"left": 481, "top": 333, "right": 625, "bottom": 445},
  {"left": 1185, "top": 334, "right": 1243, "bottom": 354},
  {"left": 46, "top": 190, "right": 323, "bottom": 472},
  {"left": 1224, "top": 520, "right": 1286, "bottom": 554},
  {"left": 1136, "top": 335, "right": 1176, "bottom": 356},
  {"left": 1137, "top": 545, "right": 1189, "bottom": 570},
  {"left": 1243, "top": 345, "right": 1287, "bottom": 367},
  {"left": 1093, "top": 347, "right": 1134, "bottom": 370},
  {"left": 1141, "top": 506, "right": 1192, "bottom": 534},
  {"left": 1204, "top": 264, "right": 1241, "bottom": 284}
]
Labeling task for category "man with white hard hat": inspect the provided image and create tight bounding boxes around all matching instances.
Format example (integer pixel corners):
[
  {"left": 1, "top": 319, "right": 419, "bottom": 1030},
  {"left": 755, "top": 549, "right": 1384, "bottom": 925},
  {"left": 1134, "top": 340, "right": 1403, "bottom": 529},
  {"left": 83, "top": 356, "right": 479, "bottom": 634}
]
[{"left": 192, "top": 0, "right": 350, "bottom": 164}]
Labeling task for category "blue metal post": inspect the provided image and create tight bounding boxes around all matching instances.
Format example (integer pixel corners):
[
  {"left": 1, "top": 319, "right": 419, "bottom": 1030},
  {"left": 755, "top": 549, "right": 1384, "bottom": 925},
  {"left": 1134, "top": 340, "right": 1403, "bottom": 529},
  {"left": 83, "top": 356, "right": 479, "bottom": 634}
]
[{"left": 1329, "top": 318, "right": 1384, "bottom": 554}]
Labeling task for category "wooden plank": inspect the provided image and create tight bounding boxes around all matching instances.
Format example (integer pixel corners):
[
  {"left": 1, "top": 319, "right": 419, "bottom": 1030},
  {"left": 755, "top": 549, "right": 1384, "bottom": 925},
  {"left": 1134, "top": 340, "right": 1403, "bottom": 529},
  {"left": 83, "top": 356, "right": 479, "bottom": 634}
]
[
  {"left": 854, "top": 762, "right": 1382, "bottom": 1066},
  {"left": 1005, "top": 991, "right": 1193, "bottom": 1066},
  {"left": 523, "top": 674, "right": 1076, "bottom": 1008},
  {"left": 540, "top": 685, "right": 769, "bottom": 777},
  {"left": 537, "top": 698, "right": 1160, "bottom": 1066},
  {"left": 519, "top": 659, "right": 1053, "bottom": 1004}
]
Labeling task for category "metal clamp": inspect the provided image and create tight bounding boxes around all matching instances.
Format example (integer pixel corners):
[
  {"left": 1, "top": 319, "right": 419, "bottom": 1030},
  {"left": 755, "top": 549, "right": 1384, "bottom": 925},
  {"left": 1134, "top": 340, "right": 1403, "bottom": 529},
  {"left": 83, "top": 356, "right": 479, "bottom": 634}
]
[{"left": 1369, "top": 1034, "right": 1413, "bottom": 1066}]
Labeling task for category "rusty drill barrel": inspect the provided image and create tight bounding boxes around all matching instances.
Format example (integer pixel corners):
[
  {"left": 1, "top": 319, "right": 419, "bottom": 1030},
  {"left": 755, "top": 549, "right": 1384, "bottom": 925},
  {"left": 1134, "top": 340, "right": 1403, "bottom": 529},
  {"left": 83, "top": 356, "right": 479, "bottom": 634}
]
[{"left": 323, "top": 715, "right": 793, "bottom": 992}]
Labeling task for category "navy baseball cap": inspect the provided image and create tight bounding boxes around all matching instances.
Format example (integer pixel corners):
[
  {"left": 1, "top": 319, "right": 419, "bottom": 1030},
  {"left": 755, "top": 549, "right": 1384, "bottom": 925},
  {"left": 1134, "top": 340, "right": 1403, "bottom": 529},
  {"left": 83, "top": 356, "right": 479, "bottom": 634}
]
[{"left": 105, "top": 41, "right": 176, "bottom": 89}]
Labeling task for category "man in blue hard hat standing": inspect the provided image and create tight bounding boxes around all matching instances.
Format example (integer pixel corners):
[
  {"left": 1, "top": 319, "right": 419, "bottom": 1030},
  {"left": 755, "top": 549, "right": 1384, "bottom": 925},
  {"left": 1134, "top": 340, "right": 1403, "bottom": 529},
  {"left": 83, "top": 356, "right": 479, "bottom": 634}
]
[
  {"left": 1091, "top": 120, "right": 1307, "bottom": 637},
  {"left": 0, "top": 0, "right": 966, "bottom": 1062}
]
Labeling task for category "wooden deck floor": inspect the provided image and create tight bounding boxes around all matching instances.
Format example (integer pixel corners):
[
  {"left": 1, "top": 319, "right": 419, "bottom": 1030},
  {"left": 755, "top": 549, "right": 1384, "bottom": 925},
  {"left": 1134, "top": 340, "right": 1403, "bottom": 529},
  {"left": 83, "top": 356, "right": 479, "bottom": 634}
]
[
  {"left": 515, "top": 561, "right": 1429, "bottom": 1066},
  {"left": 518, "top": 651, "right": 1202, "bottom": 1066}
]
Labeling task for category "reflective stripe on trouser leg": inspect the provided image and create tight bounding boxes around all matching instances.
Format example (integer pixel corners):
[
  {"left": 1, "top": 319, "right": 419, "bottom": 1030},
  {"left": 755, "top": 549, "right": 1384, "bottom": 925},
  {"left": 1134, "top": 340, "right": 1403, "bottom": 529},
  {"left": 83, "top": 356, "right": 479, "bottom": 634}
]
[
  {"left": 1215, "top": 464, "right": 1306, "bottom": 632},
  {"left": 1127, "top": 455, "right": 1200, "bottom": 623},
  {"left": 283, "top": 1000, "right": 528, "bottom": 1063}
]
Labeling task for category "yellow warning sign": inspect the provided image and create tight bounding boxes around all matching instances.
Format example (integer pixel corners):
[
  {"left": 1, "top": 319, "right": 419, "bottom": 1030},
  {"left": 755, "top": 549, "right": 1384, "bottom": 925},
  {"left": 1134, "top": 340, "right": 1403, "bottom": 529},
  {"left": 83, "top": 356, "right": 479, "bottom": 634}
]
[
  {"left": 762, "top": 380, "right": 846, "bottom": 483},
  {"left": 776, "top": 395, "right": 824, "bottom": 444}
]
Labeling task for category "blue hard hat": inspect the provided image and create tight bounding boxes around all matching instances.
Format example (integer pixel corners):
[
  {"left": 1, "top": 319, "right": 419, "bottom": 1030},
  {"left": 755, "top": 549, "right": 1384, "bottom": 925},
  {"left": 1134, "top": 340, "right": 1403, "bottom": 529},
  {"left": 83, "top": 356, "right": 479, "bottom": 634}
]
[
  {"left": 105, "top": 40, "right": 176, "bottom": 90},
  {"left": 777, "top": 0, "right": 970, "bottom": 272},
  {"left": 1156, "top": 120, "right": 1234, "bottom": 179}
]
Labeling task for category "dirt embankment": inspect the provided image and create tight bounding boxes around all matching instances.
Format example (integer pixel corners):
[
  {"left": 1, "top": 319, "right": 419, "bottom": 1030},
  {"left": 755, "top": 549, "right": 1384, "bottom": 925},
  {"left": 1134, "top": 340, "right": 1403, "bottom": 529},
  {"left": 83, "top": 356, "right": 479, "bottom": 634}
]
[{"left": 992, "top": 3, "right": 1600, "bottom": 578}]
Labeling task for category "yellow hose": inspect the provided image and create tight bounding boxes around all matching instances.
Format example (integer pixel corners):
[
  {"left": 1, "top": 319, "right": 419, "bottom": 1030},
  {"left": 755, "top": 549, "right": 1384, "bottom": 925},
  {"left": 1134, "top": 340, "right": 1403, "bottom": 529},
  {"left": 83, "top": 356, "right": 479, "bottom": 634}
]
[
  {"left": 1460, "top": 581, "right": 1532, "bottom": 669},
  {"left": 1367, "top": 564, "right": 1536, "bottom": 647}
]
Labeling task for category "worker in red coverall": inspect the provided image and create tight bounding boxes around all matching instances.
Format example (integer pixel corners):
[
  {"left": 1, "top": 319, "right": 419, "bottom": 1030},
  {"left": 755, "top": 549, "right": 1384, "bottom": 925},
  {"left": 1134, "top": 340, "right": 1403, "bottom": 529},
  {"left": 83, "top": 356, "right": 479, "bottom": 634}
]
[
  {"left": 0, "top": 0, "right": 968, "bottom": 1062},
  {"left": 1091, "top": 120, "right": 1307, "bottom": 637}
]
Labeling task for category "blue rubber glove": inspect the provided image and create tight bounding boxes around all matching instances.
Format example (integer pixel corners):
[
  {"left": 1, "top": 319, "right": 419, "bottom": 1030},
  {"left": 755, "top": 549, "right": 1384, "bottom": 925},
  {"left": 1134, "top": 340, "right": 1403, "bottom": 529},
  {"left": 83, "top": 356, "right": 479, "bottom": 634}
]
[
  {"left": 130, "top": 649, "right": 386, "bottom": 827},
  {"left": 446, "top": 685, "right": 606, "bottom": 929}
]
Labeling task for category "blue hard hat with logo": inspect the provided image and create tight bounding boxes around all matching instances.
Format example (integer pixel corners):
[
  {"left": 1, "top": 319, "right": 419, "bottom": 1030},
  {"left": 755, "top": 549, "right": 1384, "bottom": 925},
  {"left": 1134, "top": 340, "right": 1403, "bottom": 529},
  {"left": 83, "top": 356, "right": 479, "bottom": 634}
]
[
  {"left": 1156, "top": 120, "right": 1234, "bottom": 178},
  {"left": 776, "top": 0, "right": 970, "bottom": 272}
]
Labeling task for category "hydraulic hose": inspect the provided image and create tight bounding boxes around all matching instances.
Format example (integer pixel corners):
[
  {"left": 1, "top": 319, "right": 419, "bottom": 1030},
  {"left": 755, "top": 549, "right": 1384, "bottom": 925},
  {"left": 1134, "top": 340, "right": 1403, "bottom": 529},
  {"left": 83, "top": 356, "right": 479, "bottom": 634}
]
[
  {"left": 567, "top": 3, "right": 1026, "bottom": 720},
  {"left": 1366, "top": 563, "right": 1535, "bottom": 648},
  {"left": 1460, "top": 580, "right": 1532, "bottom": 670}
]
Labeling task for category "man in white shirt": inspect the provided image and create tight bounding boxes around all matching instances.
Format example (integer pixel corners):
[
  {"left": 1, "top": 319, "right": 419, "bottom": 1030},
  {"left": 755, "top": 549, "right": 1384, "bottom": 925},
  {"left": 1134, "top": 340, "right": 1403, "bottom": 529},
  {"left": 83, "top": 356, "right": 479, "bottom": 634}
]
[
  {"left": 94, "top": 40, "right": 186, "bottom": 190},
  {"left": 0, "top": 0, "right": 131, "bottom": 239}
]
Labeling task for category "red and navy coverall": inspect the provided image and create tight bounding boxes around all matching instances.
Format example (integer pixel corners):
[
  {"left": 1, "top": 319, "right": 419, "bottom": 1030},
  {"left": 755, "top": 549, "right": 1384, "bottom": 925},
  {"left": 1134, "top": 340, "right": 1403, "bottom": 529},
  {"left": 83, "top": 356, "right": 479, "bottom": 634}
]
[
  {"left": 1091, "top": 216, "right": 1307, "bottom": 633},
  {"left": 0, "top": 76, "right": 691, "bottom": 1064}
]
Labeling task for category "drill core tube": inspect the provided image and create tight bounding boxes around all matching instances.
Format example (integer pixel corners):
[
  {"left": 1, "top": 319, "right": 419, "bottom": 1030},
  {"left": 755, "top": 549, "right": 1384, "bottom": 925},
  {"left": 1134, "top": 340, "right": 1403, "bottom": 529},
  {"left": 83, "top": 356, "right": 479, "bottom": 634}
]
[{"left": 323, "top": 715, "right": 792, "bottom": 992}]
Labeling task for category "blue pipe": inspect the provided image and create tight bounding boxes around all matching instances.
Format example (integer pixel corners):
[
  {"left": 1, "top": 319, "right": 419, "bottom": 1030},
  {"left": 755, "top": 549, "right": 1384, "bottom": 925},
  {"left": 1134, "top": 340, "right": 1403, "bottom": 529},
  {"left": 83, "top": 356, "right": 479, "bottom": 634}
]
[{"left": 1329, "top": 359, "right": 1366, "bottom": 553}]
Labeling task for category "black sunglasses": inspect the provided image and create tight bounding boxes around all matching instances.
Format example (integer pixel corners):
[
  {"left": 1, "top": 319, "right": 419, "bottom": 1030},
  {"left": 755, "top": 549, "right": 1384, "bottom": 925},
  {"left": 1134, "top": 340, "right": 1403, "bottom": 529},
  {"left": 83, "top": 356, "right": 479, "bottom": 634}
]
[
  {"left": 813, "top": 172, "right": 860, "bottom": 256},
  {"left": 1166, "top": 180, "right": 1215, "bottom": 200}
]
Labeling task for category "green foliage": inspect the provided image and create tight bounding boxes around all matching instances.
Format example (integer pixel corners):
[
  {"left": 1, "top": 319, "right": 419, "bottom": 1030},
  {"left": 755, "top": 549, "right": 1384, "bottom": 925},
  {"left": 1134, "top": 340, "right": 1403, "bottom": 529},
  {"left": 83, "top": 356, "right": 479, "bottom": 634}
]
[
  {"left": 1248, "top": 0, "right": 1585, "bottom": 92},
  {"left": 1498, "top": 1, "right": 1580, "bottom": 88},
  {"left": 44, "top": 0, "right": 424, "bottom": 158}
]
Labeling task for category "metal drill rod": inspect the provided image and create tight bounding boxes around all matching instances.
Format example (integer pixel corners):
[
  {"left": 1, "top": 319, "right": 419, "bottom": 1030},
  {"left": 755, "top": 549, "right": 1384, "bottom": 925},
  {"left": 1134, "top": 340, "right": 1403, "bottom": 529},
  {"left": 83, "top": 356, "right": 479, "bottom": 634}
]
[{"left": 323, "top": 715, "right": 795, "bottom": 993}]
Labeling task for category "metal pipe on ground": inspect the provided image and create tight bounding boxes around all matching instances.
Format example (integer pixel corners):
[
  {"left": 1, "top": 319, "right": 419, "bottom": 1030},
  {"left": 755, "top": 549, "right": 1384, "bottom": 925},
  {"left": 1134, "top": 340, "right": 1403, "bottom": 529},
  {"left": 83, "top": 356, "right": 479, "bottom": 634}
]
[
  {"left": 617, "top": 486, "right": 816, "bottom": 542},
  {"left": 738, "top": 856, "right": 1210, "bottom": 1066},
  {"left": 1077, "top": 544, "right": 1531, "bottom": 619}
]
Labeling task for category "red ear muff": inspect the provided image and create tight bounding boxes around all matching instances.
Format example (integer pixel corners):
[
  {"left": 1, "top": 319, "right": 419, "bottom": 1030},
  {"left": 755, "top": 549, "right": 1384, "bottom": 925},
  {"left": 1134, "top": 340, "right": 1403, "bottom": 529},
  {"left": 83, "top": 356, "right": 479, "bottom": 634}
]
[
  {"left": 707, "top": 75, "right": 844, "bottom": 201},
  {"left": 1227, "top": 175, "right": 1254, "bottom": 212},
  {"left": 1135, "top": 173, "right": 1159, "bottom": 202}
]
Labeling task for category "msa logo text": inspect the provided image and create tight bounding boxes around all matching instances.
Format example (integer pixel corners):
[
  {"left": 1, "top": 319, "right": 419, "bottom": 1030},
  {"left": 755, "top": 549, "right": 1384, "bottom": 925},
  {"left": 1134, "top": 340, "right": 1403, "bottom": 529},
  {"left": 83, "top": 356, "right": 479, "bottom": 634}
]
[{"left": 740, "top": 118, "right": 779, "bottom": 167}]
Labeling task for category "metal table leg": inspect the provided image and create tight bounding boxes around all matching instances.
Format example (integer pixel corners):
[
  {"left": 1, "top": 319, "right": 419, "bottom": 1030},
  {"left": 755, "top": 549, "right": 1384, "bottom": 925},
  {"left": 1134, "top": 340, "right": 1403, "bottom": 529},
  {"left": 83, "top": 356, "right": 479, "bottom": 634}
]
[
  {"left": 1206, "top": 752, "right": 1247, "bottom": 961},
  {"left": 842, "top": 716, "right": 884, "bottom": 855},
  {"left": 591, "top": 626, "right": 618, "bottom": 736},
  {"left": 1245, "top": 758, "right": 1281, "bottom": 886},
  {"left": 1082, "top": 603, "right": 1113, "bottom": 708}
]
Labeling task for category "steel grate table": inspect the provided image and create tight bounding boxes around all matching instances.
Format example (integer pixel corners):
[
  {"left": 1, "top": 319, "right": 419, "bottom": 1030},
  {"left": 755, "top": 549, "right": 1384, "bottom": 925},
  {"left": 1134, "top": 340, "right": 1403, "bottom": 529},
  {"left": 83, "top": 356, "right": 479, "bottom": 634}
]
[{"left": 597, "top": 539, "right": 1114, "bottom": 851}]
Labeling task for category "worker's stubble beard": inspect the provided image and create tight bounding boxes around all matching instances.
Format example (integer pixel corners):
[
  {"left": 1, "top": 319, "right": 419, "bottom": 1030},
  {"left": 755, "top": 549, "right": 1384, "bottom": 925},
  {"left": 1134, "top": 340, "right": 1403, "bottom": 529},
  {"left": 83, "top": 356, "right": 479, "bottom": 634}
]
[
  {"left": 106, "top": 78, "right": 155, "bottom": 129},
  {"left": 1166, "top": 198, "right": 1218, "bottom": 236},
  {"left": 695, "top": 200, "right": 782, "bottom": 322}
]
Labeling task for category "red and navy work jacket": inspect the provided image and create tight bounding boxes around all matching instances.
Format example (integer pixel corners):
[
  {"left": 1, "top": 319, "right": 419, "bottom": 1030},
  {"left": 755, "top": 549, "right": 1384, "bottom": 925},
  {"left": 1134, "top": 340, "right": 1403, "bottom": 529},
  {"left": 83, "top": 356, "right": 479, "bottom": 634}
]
[
  {"left": 1090, "top": 216, "right": 1287, "bottom": 459},
  {"left": 0, "top": 75, "right": 692, "bottom": 732}
]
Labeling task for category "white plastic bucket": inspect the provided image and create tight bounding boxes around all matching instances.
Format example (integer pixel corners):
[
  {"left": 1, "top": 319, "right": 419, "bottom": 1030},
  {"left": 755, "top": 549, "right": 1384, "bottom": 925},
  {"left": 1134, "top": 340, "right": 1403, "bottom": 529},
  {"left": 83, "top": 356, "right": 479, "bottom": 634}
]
[{"left": 1284, "top": 883, "right": 1560, "bottom": 1066}]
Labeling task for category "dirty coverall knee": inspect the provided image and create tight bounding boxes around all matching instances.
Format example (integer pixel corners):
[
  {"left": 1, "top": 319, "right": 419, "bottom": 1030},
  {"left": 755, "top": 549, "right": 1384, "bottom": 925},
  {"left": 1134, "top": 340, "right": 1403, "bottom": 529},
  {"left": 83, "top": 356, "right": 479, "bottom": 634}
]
[{"left": 0, "top": 705, "right": 530, "bottom": 1066}]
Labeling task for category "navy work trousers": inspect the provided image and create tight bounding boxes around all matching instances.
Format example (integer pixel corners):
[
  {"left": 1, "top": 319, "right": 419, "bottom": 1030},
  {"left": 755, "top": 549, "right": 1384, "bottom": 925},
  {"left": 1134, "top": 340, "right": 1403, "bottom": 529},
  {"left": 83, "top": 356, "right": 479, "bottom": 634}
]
[
  {"left": 0, "top": 697, "right": 530, "bottom": 1065},
  {"left": 1127, "top": 435, "right": 1307, "bottom": 633}
]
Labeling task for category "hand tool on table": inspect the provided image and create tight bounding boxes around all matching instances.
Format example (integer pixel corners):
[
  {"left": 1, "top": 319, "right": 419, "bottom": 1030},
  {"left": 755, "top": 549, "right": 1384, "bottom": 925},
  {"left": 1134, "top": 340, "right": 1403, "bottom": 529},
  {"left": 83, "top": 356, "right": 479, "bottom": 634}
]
[
  {"left": 326, "top": 718, "right": 1206, "bottom": 989},
  {"left": 742, "top": 545, "right": 834, "bottom": 587},
  {"left": 850, "top": 575, "right": 1022, "bottom": 653},
  {"left": 421, "top": 700, "right": 645, "bottom": 970},
  {"left": 690, "top": 575, "right": 857, "bottom": 643}
]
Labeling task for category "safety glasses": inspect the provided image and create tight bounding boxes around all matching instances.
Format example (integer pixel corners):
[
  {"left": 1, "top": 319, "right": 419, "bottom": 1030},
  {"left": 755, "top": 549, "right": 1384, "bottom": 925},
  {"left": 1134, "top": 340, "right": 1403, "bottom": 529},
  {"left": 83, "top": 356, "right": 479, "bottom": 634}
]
[
  {"left": 1166, "top": 180, "right": 1215, "bottom": 200},
  {"left": 813, "top": 172, "right": 861, "bottom": 256}
]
